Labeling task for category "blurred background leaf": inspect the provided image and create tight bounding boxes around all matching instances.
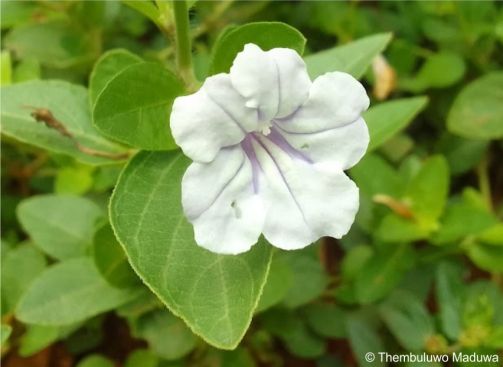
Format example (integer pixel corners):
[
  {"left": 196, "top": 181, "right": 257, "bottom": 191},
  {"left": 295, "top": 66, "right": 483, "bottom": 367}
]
[{"left": 1, "top": 1, "right": 502, "bottom": 366}]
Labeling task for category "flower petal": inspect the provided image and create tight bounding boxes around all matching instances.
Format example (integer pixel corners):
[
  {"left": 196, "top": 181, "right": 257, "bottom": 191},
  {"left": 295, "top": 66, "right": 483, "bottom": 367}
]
[
  {"left": 272, "top": 117, "right": 369, "bottom": 170},
  {"left": 182, "top": 146, "right": 264, "bottom": 254},
  {"left": 278, "top": 71, "right": 370, "bottom": 133},
  {"left": 252, "top": 137, "right": 359, "bottom": 250},
  {"left": 170, "top": 74, "right": 258, "bottom": 163},
  {"left": 230, "top": 44, "right": 311, "bottom": 121}
]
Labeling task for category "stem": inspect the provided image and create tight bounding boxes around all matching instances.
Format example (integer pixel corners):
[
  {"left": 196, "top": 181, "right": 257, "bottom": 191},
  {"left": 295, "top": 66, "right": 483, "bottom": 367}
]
[{"left": 173, "top": 0, "right": 196, "bottom": 89}]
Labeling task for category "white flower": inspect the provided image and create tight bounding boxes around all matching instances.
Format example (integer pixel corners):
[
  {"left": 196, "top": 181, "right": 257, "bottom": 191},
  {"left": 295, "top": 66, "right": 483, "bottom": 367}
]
[{"left": 170, "top": 44, "right": 370, "bottom": 254}]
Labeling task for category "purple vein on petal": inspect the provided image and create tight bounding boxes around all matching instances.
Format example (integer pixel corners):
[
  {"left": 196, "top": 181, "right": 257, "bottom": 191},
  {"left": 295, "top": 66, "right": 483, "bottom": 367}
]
[
  {"left": 241, "top": 136, "right": 262, "bottom": 193},
  {"left": 265, "top": 127, "right": 313, "bottom": 163},
  {"left": 250, "top": 134, "right": 310, "bottom": 228}
]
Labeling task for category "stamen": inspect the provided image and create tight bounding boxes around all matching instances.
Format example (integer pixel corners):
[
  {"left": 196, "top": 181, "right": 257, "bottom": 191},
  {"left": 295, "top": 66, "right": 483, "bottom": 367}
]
[{"left": 258, "top": 121, "right": 273, "bottom": 136}]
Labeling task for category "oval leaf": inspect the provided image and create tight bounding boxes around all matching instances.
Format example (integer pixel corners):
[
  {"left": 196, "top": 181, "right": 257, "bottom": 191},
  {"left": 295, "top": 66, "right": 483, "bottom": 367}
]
[
  {"left": 4, "top": 20, "right": 96, "bottom": 69},
  {"left": 17, "top": 195, "right": 103, "bottom": 260},
  {"left": 93, "top": 63, "right": 183, "bottom": 150},
  {"left": 378, "top": 290, "right": 434, "bottom": 351},
  {"left": 1, "top": 80, "right": 128, "bottom": 165},
  {"left": 1, "top": 244, "right": 47, "bottom": 313},
  {"left": 16, "top": 257, "right": 138, "bottom": 325},
  {"left": 89, "top": 49, "right": 143, "bottom": 106},
  {"left": 435, "top": 262, "right": 464, "bottom": 340},
  {"left": 110, "top": 151, "right": 272, "bottom": 349},
  {"left": 210, "top": 22, "right": 306, "bottom": 74},
  {"left": 305, "top": 33, "right": 392, "bottom": 79},
  {"left": 401, "top": 52, "right": 465, "bottom": 92},
  {"left": 135, "top": 309, "right": 197, "bottom": 360},
  {"left": 447, "top": 72, "right": 503, "bottom": 140},
  {"left": 355, "top": 245, "right": 414, "bottom": 304},
  {"left": 365, "top": 96, "right": 428, "bottom": 151},
  {"left": 346, "top": 313, "right": 385, "bottom": 367},
  {"left": 406, "top": 155, "right": 449, "bottom": 225}
]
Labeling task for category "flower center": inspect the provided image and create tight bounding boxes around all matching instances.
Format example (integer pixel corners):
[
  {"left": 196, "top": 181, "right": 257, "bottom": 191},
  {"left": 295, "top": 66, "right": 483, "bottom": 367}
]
[
  {"left": 257, "top": 120, "right": 273, "bottom": 136},
  {"left": 240, "top": 123, "right": 313, "bottom": 194}
]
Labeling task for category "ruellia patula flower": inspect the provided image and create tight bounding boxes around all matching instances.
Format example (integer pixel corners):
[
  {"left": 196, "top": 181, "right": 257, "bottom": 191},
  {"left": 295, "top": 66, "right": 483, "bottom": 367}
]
[{"left": 170, "top": 43, "right": 370, "bottom": 254}]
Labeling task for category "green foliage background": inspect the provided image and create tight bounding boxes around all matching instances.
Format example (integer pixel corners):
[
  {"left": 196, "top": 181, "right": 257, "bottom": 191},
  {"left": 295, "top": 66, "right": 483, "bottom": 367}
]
[{"left": 1, "top": 1, "right": 503, "bottom": 367}]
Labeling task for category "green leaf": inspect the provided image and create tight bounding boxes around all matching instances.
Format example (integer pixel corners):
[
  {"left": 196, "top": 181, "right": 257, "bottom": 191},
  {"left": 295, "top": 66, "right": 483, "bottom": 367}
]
[
  {"left": 256, "top": 254, "right": 293, "bottom": 313},
  {"left": 433, "top": 198, "right": 497, "bottom": 245},
  {"left": 1, "top": 244, "right": 47, "bottom": 314},
  {"left": 350, "top": 154, "right": 404, "bottom": 197},
  {"left": 379, "top": 290, "right": 434, "bottom": 351},
  {"left": 479, "top": 224, "right": 503, "bottom": 246},
  {"left": 401, "top": 52, "right": 465, "bottom": 92},
  {"left": 17, "top": 195, "right": 103, "bottom": 260},
  {"left": 355, "top": 245, "right": 414, "bottom": 304},
  {"left": 16, "top": 257, "right": 138, "bottom": 325},
  {"left": 210, "top": 22, "right": 306, "bottom": 74},
  {"left": 376, "top": 214, "right": 429, "bottom": 243},
  {"left": 214, "top": 347, "right": 256, "bottom": 367},
  {"left": 13, "top": 58, "right": 41, "bottom": 83},
  {"left": 346, "top": 313, "right": 385, "bottom": 367},
  {"left": 116, "top": 288, "right": 162, "bottom": 318},
  {"left": 406, "top": 155, "right": 449, "bottom": 228},
  {"left": 1, "top": 324, "right": 12, "bottom": 346},
  {"left": 487, "top": 326, "right": 503, "bottom": 349},
  {"left": 19, "top": 324, "right": 79, "bottom": 357},
  {"left": 340, "top": 245, "right": 373, "bottom": 281},
  {"left": 305, "top": 33, "right": 392, "bottom": 79},
  {"left": 436, "top": 262, "right": 465, "bottom": 340},
  {"left": 365, "top": 97, "right": 428, "bottom": 151},
  {"left": 19, "top": 326, "right": 57, "bottom": 356},
  {"left": 124, "top": 349, "right": 159, "bottom": 367},
  {"left": 122, "top": 0, "right": 161, "bottom": 25},
  {"left": 1, "top": 1, "right": 37, "bottom": 29},
  {"left": 76, "top": 355, "right": 114, "bottom": 367},
  {"left": 4, "top": 20, "right": 96, "bottom": 69},
  {"left": 89, "top": 49, "right": 143, "bottom": 107},
  {"left": 93, "top": 164, "right": 123, "bottom": 192},
  {"left": 421, "top": 18, "right": 459, "bottom": 45},
  {"left": 93, "top": 62, "right": 183, "bottom": 150},
  {"left": 1, "top": 50, "right": 12, "bottom": 85},
  {"left": 110, "top": 151, "right": 272, "bottom": 349},
  {"left": 280, "top": 245, "right": 329, "bottom": 309},
  {"left": 379, "top": 134, "right": 414, "bottom": 163},
  {"left": 64, "top": 318, "right": 104, "bottom": 355},
  {"left": 1, "top": 80, "right": 128, "bottom": 165},
  {"left": 261, "top": 308, "right": 325, "bottom": 359},
  {"left": 466, "top": 243, "right": 503, "bottom": 273},
  {"left": 438, "top": 134, "right": 488, "bottom": 175},
  {"left": 447, "top": 72, "right": 503, "bottom": 140},
  {"left": 462, "top": 281, "right": 503, "bottom": 329},
  {"left": 55, "top": 165, "right": 94, "bottom": 195},
  {"left": 93, "top": 223, "right": 140, "bottom": 288},
  {"left": 304, "top": 303, "right": 347, "bottom": 338},
  {"left": 398, "top": 264, "right": 435, "bottom": 303},
  {"left": 135, "top": 309, "right": 197, "bottom": 360}
]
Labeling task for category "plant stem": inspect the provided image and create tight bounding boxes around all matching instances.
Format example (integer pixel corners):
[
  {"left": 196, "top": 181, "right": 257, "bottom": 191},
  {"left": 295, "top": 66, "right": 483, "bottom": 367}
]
[{"left": 173, "top": 0, "right": 196, "bottom": 89}]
